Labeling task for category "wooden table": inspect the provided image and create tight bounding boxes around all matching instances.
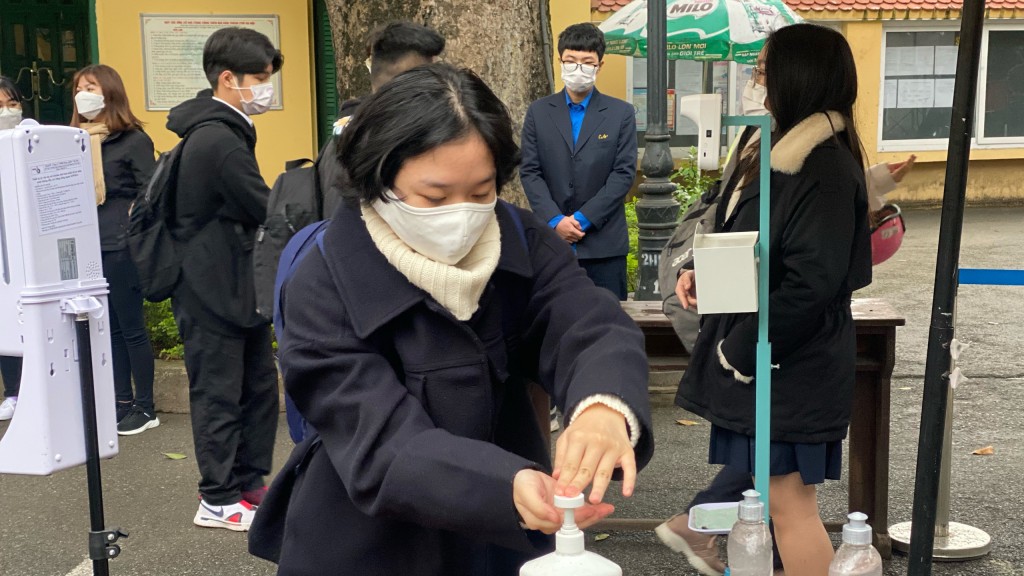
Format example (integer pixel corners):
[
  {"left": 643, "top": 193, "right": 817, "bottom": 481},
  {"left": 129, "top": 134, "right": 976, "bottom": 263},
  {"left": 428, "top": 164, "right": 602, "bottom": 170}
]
[{"left": 610, "top": 298, "right": 905, "bottom": 558}]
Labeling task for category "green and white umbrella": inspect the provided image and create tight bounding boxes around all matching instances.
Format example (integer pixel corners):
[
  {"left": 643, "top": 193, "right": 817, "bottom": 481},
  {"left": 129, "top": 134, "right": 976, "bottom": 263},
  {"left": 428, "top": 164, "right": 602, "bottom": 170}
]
[{"left": 599, "top": 0, "right": 802, "bottom": 64}]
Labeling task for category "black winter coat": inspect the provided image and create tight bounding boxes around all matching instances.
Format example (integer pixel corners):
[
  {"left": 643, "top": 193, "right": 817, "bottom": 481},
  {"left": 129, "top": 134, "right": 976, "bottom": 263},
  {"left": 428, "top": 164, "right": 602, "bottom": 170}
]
[
  {"left": 249, "top": 200, "right": 655, "bottom": 576},
  {"left": 676, "top": 112, "right": 872, "bottom": 444},
  {"left": 165, "top": 95, "right": 271, "bottom": 333},
  {"left": 97, "top": 129, "right": 155, "bottom": 251}
]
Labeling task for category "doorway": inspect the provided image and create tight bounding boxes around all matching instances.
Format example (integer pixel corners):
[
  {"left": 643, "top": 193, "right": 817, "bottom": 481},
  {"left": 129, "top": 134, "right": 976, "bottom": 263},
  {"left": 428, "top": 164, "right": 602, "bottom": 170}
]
[{"left": 0, "top": 0, "right": 92, "bottom": 124}]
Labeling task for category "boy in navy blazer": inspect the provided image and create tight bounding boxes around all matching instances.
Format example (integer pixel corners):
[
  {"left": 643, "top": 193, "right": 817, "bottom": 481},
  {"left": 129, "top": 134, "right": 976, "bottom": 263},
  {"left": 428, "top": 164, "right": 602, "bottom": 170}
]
[{"left": 520, "top": 23, "right": 638, "bottom": 300}]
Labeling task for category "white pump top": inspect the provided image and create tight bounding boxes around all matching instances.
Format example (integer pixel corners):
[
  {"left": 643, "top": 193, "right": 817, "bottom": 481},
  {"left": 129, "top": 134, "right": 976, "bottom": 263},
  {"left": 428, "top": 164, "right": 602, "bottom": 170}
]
[
  {"left": 843, "top": 512, "right": 873, "bottom": 546},
  {"left": 738, "top": 489, "right": 764, "bottom": 522},
  {"left": 553, "top": 494, "right": 586, "bottom": 555}
]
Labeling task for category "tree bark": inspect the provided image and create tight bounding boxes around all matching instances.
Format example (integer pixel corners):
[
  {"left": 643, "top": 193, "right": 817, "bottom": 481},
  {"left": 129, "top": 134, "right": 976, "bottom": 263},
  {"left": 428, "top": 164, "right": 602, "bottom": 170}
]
[{"left": 324, "top": 0, "right": 553, "bottom": 208}]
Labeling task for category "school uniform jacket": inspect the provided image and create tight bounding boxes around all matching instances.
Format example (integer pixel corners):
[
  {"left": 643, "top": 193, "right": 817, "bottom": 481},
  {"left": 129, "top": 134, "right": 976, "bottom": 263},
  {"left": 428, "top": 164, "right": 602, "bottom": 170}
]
[
  {"left": 676, "top": 112, "right": 872, "bottom": 444},
  {"left": 249, "top": 200, "right": 654, "bottom": 576}
]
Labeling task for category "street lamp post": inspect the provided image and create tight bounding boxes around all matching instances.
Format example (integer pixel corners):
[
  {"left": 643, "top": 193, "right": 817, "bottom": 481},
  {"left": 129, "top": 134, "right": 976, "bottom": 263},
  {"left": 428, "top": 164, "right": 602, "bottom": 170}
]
[{"left": 635, "top": 0, "right": 679, "bottom": 301}]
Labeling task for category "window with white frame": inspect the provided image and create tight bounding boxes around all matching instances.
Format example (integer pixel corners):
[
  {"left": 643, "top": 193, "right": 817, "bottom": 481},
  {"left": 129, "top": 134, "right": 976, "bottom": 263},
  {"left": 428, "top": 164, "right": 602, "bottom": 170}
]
[
  {"left": 880, "top": 30, "right": 958, "bottom": 146},
  {"left": 880, "top": 24, "right": 1024, "bottom": 150},
  {"left": 980, "top": 28, "right": 1024, "bottom": 141}
]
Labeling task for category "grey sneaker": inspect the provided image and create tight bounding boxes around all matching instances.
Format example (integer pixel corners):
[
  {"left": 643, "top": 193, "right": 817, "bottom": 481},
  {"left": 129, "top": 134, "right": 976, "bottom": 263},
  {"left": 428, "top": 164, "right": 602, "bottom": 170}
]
[
  {"left": 655, "top": 513, "right": 726, "bottom": 576},
  {"left": 117, "top": 406, "right": 160, "bottom": 436}
]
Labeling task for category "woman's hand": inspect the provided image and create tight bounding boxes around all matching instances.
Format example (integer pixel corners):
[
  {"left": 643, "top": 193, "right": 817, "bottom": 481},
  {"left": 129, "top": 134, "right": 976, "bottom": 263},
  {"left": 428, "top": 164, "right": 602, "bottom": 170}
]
[
  {"left": 552, "top": 404, "right": 636, "bottom": 505},
  {"left": 888, "top": 154, "right": 917, "bottom": 183},
  {"left": 676, "top": 269, "right": 698, "bottom": 310},
  {"left": 513, "top": 469, "right": 615, "bottom": 533}
]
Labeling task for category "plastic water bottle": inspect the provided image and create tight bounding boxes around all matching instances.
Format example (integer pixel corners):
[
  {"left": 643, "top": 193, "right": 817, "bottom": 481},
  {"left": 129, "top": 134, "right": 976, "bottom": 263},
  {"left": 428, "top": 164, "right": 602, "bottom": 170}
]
[
  {"left": 829, "top": 512, "right": 883, "bottom": 576},
  {"left": 519, "top": 494, "right": 622, "bottom": 576},
  {"left": 726, "top": 490, "right": 773, "bottom": 576}
]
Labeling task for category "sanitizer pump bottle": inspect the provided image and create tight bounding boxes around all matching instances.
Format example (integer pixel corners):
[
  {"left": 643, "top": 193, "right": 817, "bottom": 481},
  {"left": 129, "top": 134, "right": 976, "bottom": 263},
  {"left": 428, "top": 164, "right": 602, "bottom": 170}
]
[{"left": 519, "top": 494, "right": 622, "bottom": 576}]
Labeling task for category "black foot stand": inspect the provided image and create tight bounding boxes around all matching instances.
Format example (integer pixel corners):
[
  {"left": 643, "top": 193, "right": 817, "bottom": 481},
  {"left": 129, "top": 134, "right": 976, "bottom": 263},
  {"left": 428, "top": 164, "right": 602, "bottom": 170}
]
[{"left": 74, "top": 314, "right": 128, "bottom": 575}]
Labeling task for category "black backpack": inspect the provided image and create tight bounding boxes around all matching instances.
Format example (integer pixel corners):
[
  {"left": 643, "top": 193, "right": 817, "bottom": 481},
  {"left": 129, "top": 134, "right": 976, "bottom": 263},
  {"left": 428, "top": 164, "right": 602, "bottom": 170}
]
[
  {"left": 127, "top": 121, "right": 215, "bottom": 303},
  {"left": 253, "top": 158, "right": 325, "bottom": 322}
]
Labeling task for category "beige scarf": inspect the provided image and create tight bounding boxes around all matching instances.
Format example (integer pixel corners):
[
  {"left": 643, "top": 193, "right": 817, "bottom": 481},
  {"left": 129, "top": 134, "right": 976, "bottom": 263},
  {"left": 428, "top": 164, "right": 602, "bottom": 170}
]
[
  {"left": 81, "top": 123, "right": 108, "bottom": 205},
  {"left": 361, "top": 202, "right": 501, "bottom": 321}
]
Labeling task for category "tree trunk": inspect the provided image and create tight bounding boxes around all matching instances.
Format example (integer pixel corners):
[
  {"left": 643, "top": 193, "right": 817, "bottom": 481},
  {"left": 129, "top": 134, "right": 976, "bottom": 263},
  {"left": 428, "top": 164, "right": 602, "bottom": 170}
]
[{"left": 324, "top": 0, "right": 553, "bottom": 208}]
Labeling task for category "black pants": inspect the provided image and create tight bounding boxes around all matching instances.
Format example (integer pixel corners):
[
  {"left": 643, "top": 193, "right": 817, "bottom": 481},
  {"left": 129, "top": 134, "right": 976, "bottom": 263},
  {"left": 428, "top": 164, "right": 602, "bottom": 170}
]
[
  {"left": 103, "top": 250, "right": 156, "bottom": 412},
  {"left": 690, "top": 466, "right": 782, "bottom": 569},
  {"left": 173, "top": 302, "right": 279, "bottom": 505},
  {"left": 579, "top": 255, "right": 628, "bottom": 301},
  {"left": 0, "top": 355, "right": 21, "bottom": 398}
]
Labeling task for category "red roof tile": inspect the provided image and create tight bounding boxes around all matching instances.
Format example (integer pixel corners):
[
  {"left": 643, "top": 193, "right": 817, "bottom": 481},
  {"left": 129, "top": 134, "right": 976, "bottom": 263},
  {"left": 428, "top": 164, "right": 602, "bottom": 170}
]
[
  {"left": 786, "top": 0, "right": 1024, "bottom": 10},
  {"left": 594, "top": 0, "right": 1024, "bottom": 13},
  {"left": 591, "top": 0, "right": 637, "bottom": 13}
]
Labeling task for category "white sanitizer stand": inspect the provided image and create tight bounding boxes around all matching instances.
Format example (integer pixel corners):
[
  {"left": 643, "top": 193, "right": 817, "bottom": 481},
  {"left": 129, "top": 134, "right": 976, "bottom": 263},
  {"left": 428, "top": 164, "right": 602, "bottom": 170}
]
[{"left": 0, "top": 120, "right": 118, "bottom": 475}]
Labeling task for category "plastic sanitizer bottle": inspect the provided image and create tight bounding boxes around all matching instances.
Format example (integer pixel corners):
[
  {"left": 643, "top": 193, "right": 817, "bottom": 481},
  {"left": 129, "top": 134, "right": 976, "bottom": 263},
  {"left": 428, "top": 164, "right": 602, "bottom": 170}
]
[
  {"left": 829, "top": 512, "right": 883, "bottom": 576},
  {"left": 519, "top": 494, "right": 622, "bottom": 576},
  {"left": 726, "top": 490, "right": 773, "bottom": 576}
]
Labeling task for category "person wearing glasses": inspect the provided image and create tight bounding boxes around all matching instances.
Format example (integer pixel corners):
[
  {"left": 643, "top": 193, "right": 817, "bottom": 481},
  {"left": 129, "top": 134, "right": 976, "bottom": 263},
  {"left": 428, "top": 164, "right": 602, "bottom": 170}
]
[{"left": 520, "top": 23, "right": 638, "bottom": 302}]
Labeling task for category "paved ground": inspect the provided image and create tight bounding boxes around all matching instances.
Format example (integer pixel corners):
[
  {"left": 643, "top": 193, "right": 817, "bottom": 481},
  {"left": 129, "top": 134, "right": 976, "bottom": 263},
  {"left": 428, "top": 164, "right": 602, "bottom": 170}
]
[{"left": 1, "top": 206, "right": 1022, "bottom": 575}]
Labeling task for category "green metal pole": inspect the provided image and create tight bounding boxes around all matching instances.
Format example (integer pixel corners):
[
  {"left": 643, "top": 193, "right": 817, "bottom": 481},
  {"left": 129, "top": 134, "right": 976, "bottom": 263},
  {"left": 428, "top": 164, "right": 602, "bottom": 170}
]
[
  {"left": 89, "top": 0, "right": 100, "bottom": 63},
  {"left": 722, "top": 114, "right": 772, "bottom": 518}
]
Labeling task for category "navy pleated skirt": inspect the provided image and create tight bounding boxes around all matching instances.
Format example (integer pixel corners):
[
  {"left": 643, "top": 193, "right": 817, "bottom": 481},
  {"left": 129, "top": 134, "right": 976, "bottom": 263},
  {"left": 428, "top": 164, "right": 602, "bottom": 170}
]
[{"left": 708, "top": 424, "right": 842, "bottom": 485}]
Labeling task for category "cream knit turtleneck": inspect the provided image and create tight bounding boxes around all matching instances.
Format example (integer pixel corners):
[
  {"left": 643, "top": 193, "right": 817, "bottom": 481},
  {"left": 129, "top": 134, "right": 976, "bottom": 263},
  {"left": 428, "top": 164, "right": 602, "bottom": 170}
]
[{"left": 361, "top": 201, "right": 501, "bottom": 321}]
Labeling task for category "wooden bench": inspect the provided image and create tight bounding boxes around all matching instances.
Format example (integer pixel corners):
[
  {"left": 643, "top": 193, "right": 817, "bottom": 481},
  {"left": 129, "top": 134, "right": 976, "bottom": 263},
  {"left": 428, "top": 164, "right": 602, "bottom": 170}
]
[{"left": 609, "top": 298, "right": 905, "bottom": 558}]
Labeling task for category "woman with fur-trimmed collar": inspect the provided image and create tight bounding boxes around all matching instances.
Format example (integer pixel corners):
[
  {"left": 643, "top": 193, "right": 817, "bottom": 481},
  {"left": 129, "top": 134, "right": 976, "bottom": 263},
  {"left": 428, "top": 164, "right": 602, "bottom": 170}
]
[{"left": 670, "top": 25, "right": 872, "bottom": 576}]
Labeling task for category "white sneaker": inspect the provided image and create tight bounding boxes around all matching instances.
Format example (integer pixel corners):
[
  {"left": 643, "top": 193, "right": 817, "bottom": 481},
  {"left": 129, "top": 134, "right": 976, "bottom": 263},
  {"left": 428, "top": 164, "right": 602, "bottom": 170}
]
[
  {"left": 0, "top": 397, "right": 17, "bottom": 421},
  {"left": 193, "top": 499, "right": 256, "bottom": 532}
]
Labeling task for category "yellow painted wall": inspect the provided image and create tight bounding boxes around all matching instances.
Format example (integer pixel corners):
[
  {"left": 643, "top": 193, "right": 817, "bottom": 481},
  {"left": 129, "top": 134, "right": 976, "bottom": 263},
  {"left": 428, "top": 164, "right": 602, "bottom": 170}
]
[
  {"left": 550, "top": 2, "right": 629, "bottom": 100},
  {"left": 95, "top": 0, "right": 316, "bottom": 185}
]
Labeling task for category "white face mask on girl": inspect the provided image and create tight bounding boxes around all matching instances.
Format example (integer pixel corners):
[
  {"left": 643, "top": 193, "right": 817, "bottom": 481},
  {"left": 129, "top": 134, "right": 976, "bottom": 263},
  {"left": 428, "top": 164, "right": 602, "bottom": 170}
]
[
  {"left": 75, "top": 91, "right": 105, "bottom": 121},
  {"left": 232, "top": 81, "right": 274, "bottom": 116},
  {"left": 372, "top": 191, "right": 497, "bottom": 265},
  {"left": 0, "top": 108, "right": 22, "bottom": 130},
  {"left": 741, "top": 79, "right": 769, "bottom": 117}
]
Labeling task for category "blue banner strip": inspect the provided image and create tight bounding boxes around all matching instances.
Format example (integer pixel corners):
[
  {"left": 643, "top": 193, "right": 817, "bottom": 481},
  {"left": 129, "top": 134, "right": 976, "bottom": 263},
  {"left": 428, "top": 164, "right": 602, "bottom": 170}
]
[{"left": 959, "top": 268, "right": 1024, "bottom": 286}]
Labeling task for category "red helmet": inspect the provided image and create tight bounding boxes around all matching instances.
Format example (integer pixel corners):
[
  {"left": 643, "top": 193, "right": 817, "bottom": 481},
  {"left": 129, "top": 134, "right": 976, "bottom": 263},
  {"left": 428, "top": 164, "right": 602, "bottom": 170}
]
[{"left": 871, "top": 204, "right": 906, "bottom": 266}]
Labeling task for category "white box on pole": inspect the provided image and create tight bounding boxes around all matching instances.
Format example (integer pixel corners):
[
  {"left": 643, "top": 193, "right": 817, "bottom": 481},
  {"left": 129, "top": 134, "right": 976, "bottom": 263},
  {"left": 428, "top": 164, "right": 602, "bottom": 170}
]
[{"left": 692, "top": 230, "right": 759, "bottom": 314}]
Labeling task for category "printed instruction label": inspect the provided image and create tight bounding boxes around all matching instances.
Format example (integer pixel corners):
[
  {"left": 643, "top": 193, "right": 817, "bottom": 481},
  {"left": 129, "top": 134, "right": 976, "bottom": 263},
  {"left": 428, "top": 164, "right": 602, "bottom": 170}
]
[
  {"left": 57, "top": 238, "right": 79, "bottom": 281},
  {"left": 30, "top": 156, "right": 89, "bottom": 236}
]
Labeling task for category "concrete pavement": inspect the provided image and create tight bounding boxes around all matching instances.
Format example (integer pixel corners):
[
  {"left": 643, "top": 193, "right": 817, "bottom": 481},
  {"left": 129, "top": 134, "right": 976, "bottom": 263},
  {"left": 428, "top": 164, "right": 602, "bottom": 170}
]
[{"left": 1, "top": 206, "right": 1023, "bottom": 575}]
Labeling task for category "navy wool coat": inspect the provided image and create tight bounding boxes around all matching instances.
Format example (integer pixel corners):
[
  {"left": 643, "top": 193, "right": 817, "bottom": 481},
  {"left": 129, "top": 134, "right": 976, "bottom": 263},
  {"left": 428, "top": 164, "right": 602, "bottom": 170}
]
[
  {"left": 249, "top": 200, "right": 654, "bottom": 576},
  {"left": 676, "top": 112, "right": 872, "bottom": 444}
]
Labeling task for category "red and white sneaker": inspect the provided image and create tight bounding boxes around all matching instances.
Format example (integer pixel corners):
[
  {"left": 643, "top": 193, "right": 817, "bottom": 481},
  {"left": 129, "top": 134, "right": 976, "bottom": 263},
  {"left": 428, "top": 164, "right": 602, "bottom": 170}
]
[{"left": 193, "top": 498, "right": 255, "bottom": 532}]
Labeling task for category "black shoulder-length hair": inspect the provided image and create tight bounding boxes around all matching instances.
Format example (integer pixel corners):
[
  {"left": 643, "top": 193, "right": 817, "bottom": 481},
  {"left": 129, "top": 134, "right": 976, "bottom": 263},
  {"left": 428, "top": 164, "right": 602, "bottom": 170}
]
[
  {"left": 764, "top": 23, "right": 866, "bottom": 167},
  {"left": 337, "top": 63, "right": 520, "bottom": 204}
]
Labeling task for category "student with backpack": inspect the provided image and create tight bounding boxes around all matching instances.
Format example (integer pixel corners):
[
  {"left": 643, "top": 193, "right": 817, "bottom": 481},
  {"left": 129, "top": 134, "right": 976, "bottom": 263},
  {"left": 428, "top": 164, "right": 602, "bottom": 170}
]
[
  {"left": 162, "top": 27, "right": 283, "bottom": 532},
  {"left": 248, "top": 64, "right": 653, "bottom": 576}
]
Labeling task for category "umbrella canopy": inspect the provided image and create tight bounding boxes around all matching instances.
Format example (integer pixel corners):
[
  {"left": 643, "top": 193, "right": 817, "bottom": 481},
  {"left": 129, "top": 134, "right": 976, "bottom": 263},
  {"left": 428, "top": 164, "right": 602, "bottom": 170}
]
[{"left": 599, "top": 0, "right": 802, "bottom": 64}]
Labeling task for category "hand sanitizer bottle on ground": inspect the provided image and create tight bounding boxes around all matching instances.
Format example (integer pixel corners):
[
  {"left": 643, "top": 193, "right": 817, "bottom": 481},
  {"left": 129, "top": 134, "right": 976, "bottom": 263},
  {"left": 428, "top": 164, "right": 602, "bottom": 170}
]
[
  {"left": 519, "top": 494, "right": 622, "bottom": 576},
  {"left": 726, "top": 489, "right": 773, "bottom": 575},
  {"left": 829, "top": 512, "right": 883, "bottom": 576}
]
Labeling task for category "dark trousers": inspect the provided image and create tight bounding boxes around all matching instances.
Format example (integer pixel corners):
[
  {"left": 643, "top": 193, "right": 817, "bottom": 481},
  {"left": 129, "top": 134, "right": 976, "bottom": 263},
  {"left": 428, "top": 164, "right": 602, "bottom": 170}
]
[
  {"left": 690, "top": 466, "right": 782, "bottom": 569},
  {"left": 172, "top": 302, "right": 279, "bottom": 505},
  {"left": 0, "top": 355, "right": 22, "bottom": 398},
  {"left": 103, "top": 250, "right": 156, "bottom": 412},
  {"left": 579, "top": 255, "right": 628, "bottom": 301}
]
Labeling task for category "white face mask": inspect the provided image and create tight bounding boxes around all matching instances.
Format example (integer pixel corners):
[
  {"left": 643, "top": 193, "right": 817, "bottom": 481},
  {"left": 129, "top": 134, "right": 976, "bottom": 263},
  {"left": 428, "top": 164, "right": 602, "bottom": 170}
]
[
  {"left": 741, "top": 79, "right": 769, "bottom": 117},
  {"left": 372, "top": 191, "right": 497, "bottom": 265},
  {"left": 233, "top": 81, "right": 274, "bottom": 116},
  {"left": 75, "top": 91, "right": 105, "bottom": 121},
  {"left": 0, "top": 108, "right": 22, "bottom": 130},
  {"left": 561, "top": 63, "right": 598, "bottom": 94}
]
